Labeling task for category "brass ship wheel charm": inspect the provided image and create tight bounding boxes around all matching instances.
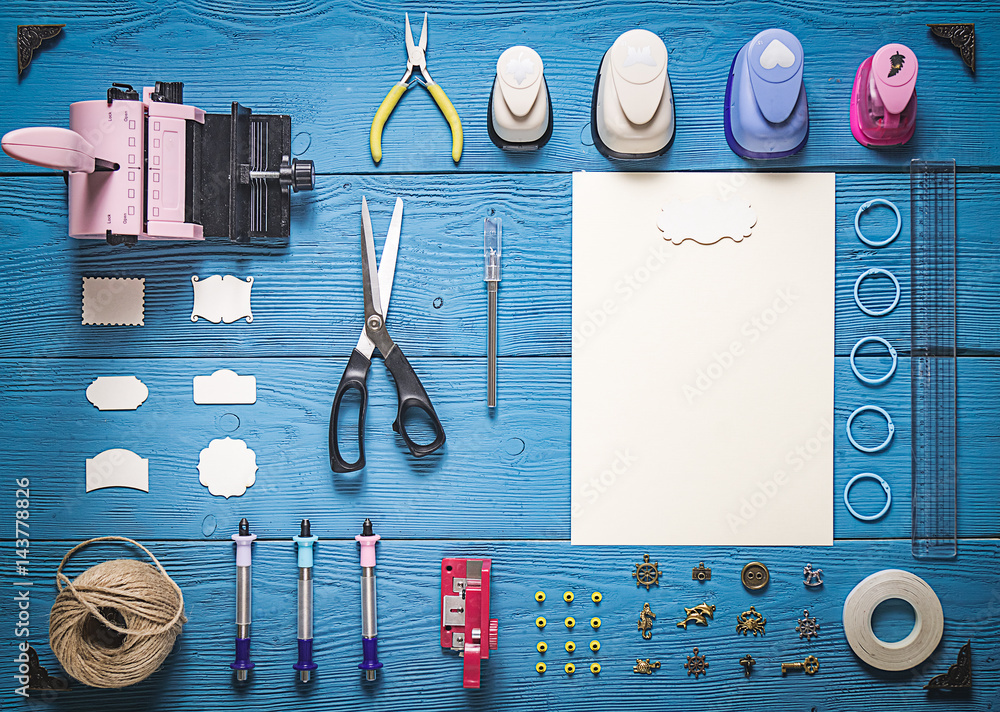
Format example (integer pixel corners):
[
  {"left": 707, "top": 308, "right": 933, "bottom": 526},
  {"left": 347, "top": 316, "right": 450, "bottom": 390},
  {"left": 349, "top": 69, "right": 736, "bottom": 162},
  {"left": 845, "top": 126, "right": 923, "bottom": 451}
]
[
  {"left": 684, "top": 647, "right": 709, "bottom": 678},
  {"left": 735, "top": 606, "right": 767, "bottom": 636},
  {"left": 637, "top": 602, "right": 656, "bottom": 639},
  {"left": 632, "top": 554, "right": 661, "bottom": 590},
  {"left": 796, "top": 609, "right": 820, "bottom": 640}
]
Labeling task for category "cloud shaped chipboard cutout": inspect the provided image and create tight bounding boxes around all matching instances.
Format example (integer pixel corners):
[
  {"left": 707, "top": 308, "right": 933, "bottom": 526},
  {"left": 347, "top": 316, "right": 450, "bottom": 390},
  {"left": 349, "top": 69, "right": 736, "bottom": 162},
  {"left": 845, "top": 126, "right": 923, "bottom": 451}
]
[{"left": 657, "top": 195, "right": 758, "bottom": 245}]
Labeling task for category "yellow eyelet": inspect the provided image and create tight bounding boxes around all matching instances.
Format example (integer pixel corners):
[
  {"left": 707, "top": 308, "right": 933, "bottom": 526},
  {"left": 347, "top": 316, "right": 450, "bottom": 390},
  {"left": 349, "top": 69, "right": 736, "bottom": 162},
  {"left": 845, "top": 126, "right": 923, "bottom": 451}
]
[
  {"left": 536, "top": 662, "right": 546, "bottom": 673},
  {"left": 591, "top": 591, "right": 603, "bottom": 603},
  {"left": 563, "top": 591, "right": 574, "bottom": 603},
  {"left": 590, "top": 640, "right": 600, "bottom": 652},
  {"left": 590, "top": 663, "right": 601, "bottom": 674},
  {"left": 536, "top": 641, "right": 547, "bottom": 653},
  {"left": 534, "top": 591, "right": 546, "bottom": 602},
  {"left": 565, "top": 616, "right": 576, "bottom": 628},
  {"left": 565, "top": 663, "right": 576, "bottom": 674},
  {"left": 590, "top": 617, "right": 601, "bottom": 629},
  {"left": 535, "top": 616, "right": 546, "bottom": 628},
  {"left": 565, "top": 641, "right": 576, "bottom": 653}
]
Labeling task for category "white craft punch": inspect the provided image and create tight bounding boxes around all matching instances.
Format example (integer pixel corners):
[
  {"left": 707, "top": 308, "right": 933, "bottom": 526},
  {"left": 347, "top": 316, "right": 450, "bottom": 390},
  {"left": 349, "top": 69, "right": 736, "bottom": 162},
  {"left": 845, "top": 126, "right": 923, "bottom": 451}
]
[
  {"left": 591, "top": 29, "right": 675, "bottom": 159},
  {"left": 488, "top": 45, "right": 552, "bottom": 151}
]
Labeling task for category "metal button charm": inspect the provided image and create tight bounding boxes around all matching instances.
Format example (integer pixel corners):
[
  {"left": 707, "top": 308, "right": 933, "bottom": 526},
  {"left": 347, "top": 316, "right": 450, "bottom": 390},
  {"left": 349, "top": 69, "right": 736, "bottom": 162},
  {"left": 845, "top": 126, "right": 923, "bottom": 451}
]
[{"left": 741, "top": 561, "right": 769, "bottom": 590}]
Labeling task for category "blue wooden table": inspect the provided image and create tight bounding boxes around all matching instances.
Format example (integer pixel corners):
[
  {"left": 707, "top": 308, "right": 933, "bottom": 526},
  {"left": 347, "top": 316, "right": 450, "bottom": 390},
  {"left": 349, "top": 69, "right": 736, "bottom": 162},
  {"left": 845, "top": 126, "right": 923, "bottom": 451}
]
[{"left": 1, "top": 1, "right": 998, "bottom": 710}]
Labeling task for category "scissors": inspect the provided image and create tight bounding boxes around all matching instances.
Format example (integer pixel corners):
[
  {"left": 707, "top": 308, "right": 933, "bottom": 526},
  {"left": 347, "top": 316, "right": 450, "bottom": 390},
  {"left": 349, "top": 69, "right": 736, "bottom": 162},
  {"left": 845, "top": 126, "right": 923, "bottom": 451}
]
[
  {"left": 369, "top": 12, "right": 463, "bottom": 164},
  {"left": 328, "top": 196, "right": 445, "bottom": 473}
]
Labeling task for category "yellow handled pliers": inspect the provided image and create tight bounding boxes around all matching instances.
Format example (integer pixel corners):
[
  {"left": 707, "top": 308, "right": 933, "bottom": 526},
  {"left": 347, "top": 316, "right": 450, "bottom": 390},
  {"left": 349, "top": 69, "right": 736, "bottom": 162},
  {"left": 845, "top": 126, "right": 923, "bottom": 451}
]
[{"left": 370, "top": 12, "right": 463, "bottom": 164}]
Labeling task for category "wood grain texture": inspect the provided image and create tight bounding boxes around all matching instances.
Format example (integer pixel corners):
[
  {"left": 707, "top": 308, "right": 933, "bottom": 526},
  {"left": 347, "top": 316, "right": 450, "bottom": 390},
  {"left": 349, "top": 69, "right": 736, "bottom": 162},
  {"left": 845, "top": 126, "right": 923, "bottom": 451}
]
[
  {"left": 1, "top": 173, "right": 999, "bottom": 357},
  {"left": 0, "top": 0, "right": 998, "bottom": 709},
  {"left": 3, "top": 539, "right": 997, "bottom": 711},
  {"left": 0, "top": 1, "right": 997, "bottom": 173},
  {"left": 1, "top": 356, "right": 997, "bottom": 540}
]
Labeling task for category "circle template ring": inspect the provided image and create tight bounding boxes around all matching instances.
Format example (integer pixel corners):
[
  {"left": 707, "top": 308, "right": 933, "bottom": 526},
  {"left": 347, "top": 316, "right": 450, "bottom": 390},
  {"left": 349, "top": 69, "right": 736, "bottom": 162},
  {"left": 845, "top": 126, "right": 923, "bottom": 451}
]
[
  {"left": 854, "top": 268, "right": 901, "bottom": 317},
  {"left": 850, "top": 336, "right": 898, "bottom": 386},
  {"left": 846, "top": 405, "right": 895, "bottom": 453},
  {"left": 855, "top": 199, "right": 901, "bottom": 248},
  {"left": 844, "top": 472, "right": 892, "bottom": 521}
]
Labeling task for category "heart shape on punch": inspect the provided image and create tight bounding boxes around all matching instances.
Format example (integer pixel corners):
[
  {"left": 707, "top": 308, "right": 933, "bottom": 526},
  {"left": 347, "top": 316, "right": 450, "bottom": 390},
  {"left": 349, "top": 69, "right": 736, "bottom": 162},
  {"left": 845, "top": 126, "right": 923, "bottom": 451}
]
[{"left": 759, "top": 39, "right": 795, "bottom": 69}]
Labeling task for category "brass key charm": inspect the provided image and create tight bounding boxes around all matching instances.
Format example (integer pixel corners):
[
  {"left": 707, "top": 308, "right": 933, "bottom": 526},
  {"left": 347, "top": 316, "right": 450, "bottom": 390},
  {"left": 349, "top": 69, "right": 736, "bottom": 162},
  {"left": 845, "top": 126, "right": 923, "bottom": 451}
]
[{"left": 781, "top": 655, "right": 819, "bottom": 675}]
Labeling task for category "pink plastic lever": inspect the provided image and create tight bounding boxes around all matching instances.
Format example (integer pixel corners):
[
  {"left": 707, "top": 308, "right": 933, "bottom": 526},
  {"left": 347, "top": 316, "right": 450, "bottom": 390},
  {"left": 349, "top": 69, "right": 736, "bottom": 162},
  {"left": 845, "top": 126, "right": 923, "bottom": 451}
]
[{"left": 1, "top": 127, "right": 100, "bottom": 173}]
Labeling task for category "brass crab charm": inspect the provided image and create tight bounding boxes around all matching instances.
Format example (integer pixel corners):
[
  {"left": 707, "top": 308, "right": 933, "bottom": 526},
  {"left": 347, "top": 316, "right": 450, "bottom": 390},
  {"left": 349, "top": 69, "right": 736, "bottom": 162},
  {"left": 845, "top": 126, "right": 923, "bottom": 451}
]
[{"left": 735, "top": 606, "right": 767, "bottom": 636}]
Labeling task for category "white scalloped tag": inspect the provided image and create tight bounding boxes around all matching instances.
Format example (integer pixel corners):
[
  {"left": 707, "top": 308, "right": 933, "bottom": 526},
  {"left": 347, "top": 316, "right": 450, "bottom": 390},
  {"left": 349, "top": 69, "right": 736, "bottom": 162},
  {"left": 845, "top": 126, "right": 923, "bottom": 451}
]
[
  {"left": 198, "top": 437, "right": 258, "bottom": 498},
  {"left": 86, "top": 448, "right": 149, "bottom": 492},
  {"left": 86, "top": 376, "right": 149, "bottom": 410}
]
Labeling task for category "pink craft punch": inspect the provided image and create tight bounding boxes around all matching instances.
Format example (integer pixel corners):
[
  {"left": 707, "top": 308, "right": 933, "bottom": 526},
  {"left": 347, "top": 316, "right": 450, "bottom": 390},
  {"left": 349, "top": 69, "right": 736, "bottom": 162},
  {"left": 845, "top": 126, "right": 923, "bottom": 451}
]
[
  {"left": 2, "top": 81, "right": 314, "bottom": 246},
  {"left": 440, "top": 558, "right": 498, "bottom": 689},
  {"left": 850, "top": 43, "right": 918, "bottom": 147}
]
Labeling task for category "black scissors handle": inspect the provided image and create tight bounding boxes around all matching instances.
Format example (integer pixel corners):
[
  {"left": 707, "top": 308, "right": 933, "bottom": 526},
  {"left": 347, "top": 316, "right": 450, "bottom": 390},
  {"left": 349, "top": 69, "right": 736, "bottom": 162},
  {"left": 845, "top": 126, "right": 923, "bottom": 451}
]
[
  {"left": 329, "top": 348, "right": 373, "bottom": 473},
  {"left": 383, "top": 345, "right": 446, "bottom": 458}
]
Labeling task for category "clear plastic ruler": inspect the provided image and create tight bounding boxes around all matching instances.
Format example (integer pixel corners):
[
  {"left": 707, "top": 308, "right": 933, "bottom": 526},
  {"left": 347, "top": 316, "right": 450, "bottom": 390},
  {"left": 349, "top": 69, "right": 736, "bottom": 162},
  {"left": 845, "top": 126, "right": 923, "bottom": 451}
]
[{"left": 910, "top": 159, "right": 957, "bottom": 559}]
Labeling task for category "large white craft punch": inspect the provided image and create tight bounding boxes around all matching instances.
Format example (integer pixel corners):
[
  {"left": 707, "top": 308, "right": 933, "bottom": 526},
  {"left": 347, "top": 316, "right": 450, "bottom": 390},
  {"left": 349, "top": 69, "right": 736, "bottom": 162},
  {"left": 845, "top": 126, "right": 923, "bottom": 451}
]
[
  {"left": 191, "top": 275, "right": 253, "bottom": 323},
  {"left": 488, "top": 45, "right": 552, "bottom": 151},
  {"left": 86, "top": 448, "right": 149, "bottom": 492},
  {"left": 591, "top": 29, "right": 675, "bottom": 159},
  {"left": 86, "top": 376, "right": 149, "bottom": 410},
  {"left": 198, "top": 437, "right": 258, "bottom": 498}
]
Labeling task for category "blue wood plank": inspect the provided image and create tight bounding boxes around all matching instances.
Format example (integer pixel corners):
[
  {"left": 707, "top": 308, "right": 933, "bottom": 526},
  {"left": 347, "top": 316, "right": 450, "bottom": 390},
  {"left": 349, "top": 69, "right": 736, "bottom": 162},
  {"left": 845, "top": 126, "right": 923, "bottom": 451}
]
[
  {"left": 1, "top": 356, "right": 997, "bottom": 540},
  {"left": 1, "top": 173, "right": 999, "bottom": 358},
  {"left": 3, "top": 539, "right": 997, "bottom": 711},
  {"left": 0, "top": 1, "right": 998, "bottom": 174}
]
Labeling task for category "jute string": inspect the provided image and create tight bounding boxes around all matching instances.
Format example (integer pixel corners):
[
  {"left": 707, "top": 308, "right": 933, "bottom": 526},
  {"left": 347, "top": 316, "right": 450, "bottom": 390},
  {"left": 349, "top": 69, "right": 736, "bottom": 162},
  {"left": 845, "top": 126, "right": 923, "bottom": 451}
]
[{"left": 48, "top": 536, "right": 186, "bottom": 688}]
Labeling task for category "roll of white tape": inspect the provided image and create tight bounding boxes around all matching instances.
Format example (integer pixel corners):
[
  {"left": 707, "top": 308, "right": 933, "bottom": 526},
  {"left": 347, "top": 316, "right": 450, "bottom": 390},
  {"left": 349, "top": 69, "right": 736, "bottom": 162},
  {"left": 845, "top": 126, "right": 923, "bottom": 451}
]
[{"left": 843, "top": 569, "right": 944, "bottom": 671}]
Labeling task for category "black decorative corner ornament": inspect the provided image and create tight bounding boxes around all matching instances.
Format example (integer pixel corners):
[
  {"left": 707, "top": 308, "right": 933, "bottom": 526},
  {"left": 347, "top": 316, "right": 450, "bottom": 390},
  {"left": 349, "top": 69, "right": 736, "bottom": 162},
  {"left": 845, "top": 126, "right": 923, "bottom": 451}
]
[
  {"left": 17, "top": 24, "right": 64, "bottom": 75},
  {"left": 924, "top": 640, "right": 972, "bottom": 690},
  {"left": 927, "top": 23, "right": 975, "bottom": 73},
  {"left": 26, "top": 645, "right": 70, "bottom": 691}
]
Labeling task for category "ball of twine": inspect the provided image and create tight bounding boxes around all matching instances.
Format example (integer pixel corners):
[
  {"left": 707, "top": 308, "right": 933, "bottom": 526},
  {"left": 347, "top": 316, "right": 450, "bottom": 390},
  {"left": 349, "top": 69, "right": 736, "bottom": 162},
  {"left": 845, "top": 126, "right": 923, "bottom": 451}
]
[{"left": 49, "top": 536, "right": 186, "bottom": 689}]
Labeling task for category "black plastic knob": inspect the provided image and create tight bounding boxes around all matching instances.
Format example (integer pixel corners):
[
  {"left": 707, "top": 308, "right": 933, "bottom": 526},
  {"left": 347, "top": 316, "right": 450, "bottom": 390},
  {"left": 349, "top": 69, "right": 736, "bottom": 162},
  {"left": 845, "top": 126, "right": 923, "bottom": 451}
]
[
  {"left": 151, "top": 81, "right": 184, "bottom": 104},
  {"left": 279, "top": 155, "right": 315, "bottom": 192}
]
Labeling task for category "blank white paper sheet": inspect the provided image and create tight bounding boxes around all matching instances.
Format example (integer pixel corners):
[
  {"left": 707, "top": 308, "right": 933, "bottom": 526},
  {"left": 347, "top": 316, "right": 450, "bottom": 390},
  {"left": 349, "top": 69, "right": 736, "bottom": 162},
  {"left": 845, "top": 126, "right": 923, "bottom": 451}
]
[{"left": 572, "top": 172, "right": 834, "bottom": 546}]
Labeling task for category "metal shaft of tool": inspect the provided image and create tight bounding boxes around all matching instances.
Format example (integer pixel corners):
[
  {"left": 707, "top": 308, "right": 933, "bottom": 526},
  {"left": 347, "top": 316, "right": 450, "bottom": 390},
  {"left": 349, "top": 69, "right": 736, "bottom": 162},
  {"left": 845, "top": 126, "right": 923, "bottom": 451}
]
[
  {"left": 487, "top": 284, "right": 498, "bottom": 407},
  {"left": 235, "top": 565, "right": 251, "bottom": 680},
  {"left": 361, "top": 567, "right": 377, "bottom": 680},
  {"left": 298, "top": 568, "right": 313, "bottom": 681}
]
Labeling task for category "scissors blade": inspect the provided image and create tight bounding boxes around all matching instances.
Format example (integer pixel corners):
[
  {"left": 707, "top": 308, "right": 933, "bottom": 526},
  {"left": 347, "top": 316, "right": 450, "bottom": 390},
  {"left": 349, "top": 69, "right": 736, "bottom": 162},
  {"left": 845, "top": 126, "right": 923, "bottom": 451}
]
[
  {"left": 360, "top": 195, "right": 383, "bottom": 316},
  {"left": 355, "top": 198, "right": 403, "bottom": 357}
]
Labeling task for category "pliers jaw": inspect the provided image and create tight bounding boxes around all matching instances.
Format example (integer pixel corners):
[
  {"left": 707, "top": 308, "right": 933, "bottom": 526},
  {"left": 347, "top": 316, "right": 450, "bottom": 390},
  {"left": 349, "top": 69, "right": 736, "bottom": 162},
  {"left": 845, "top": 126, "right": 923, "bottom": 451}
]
[{"left": 403, "top": 12, "right": 432, "bottom": 85}]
